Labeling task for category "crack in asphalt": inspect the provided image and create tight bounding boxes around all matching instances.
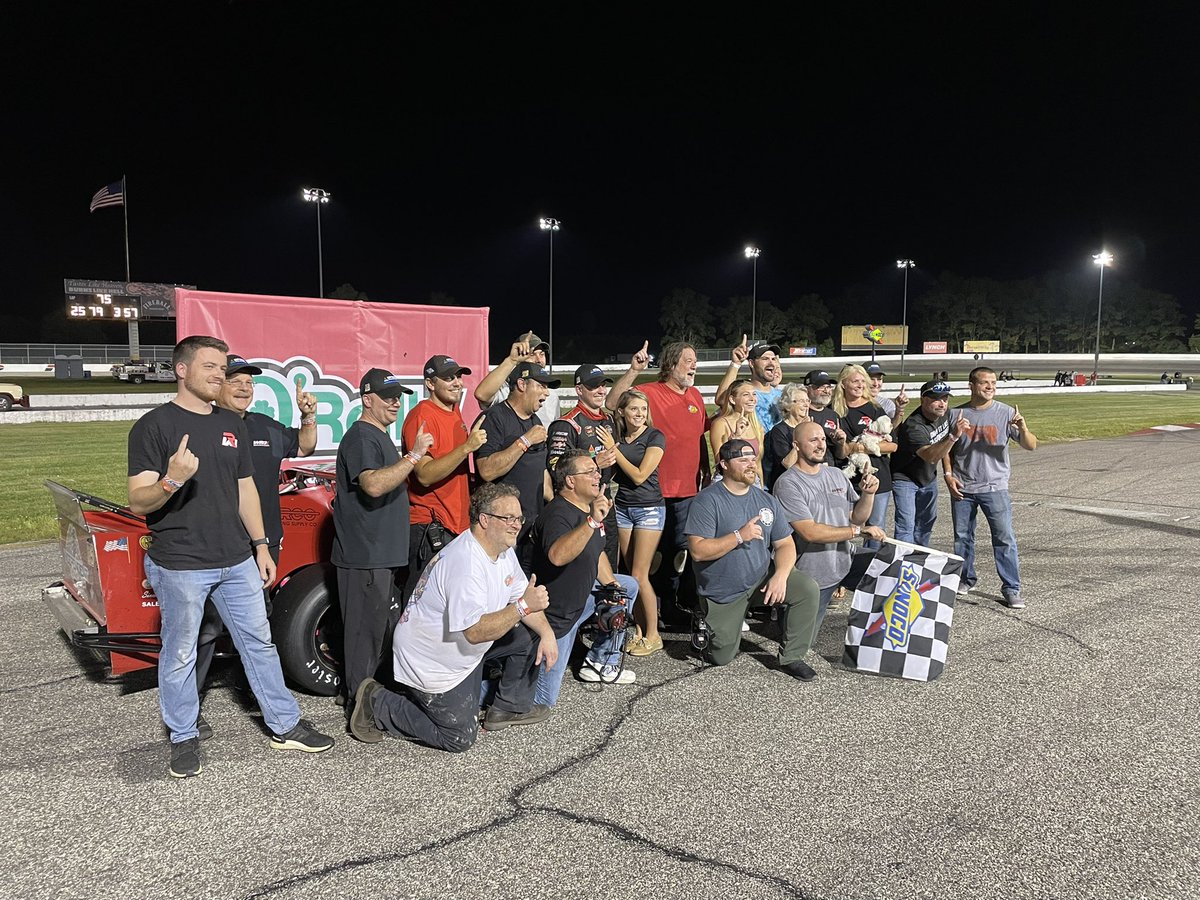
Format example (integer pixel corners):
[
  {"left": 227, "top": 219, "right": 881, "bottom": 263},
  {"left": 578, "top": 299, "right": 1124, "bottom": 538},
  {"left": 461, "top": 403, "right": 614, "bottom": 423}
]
[{"left": 244, "top": 662, "right": 817, "bottom": 900}]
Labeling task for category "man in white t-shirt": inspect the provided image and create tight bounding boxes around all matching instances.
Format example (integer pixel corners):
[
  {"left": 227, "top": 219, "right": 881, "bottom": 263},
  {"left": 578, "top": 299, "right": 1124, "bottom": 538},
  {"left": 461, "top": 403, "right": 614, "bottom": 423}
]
[{"left": 348, "top": 483, "right": 558, "bottom": 751}]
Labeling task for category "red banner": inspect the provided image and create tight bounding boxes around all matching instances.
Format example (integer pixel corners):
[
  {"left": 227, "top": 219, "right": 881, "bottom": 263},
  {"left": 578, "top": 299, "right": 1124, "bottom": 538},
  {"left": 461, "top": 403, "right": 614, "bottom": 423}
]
[
  {"left": 175, "top": 290, "right": 489, "bottom": 452},
  {"left": 922, "top": 341, "right": 948, "bottom": 354}
]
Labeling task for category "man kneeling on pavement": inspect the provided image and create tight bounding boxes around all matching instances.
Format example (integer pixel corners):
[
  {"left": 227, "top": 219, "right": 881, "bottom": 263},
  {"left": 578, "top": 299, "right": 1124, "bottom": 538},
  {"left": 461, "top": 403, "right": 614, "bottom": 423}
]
[
  {"left": 685, "top": 439, "right": 822, "bottom": 680},
  {"left": 349, "top": 483, "right": 559, "bottom": 751}
]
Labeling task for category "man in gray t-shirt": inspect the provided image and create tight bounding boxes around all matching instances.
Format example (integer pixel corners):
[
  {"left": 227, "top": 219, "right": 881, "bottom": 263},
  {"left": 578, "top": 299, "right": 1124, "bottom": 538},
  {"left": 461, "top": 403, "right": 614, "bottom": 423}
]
[
  {"left": 944, "top": 367, "right": 1038, "bottom": 609},
  {"left": 773, "top": 422, "right": 887, "bottom": 630},
  {"left": 684, "top": 439, "right": 822, "bottom": 681}
]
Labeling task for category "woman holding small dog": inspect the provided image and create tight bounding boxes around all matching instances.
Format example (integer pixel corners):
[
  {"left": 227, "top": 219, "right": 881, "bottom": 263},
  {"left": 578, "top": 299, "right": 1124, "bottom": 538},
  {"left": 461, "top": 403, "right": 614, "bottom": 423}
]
[{"left": 832, "top": 364, "right": 897, "bottom": 548}]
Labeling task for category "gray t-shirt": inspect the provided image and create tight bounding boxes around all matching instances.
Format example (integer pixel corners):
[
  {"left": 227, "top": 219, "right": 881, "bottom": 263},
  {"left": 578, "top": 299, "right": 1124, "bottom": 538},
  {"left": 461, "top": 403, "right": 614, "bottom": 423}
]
[
  {"left": 949, "top": 401, "right": 1020, "bottom": 492},
  {"left": 772, "top": 465, "right": 859, "bottom": 589},
  {"left": 685, "top": 482, "right": 792, "bottom": 604}
]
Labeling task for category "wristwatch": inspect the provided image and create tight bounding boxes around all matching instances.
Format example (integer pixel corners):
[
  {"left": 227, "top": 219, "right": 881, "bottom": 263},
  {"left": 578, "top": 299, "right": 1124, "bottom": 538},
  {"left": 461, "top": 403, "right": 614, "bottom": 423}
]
[{"left": 251, "top": 537, "right": 270, "bottom": 549}]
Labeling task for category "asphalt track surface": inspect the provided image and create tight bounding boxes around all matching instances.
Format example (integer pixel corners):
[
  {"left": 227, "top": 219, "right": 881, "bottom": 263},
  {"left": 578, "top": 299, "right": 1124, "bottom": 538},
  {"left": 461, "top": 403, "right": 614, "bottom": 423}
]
[{"left": 2, "top": 428, "right": 1198, "bottom": 900}]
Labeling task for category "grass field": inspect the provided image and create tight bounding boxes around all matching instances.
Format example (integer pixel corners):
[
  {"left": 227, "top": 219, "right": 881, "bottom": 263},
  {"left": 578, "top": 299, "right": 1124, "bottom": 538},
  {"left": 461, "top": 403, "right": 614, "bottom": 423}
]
[
  {"left": 2, "top": 377, "right": 173, "bottom": 395},
  {"left": 2, "top": 391, "right": 1199, "bottom": 545}
]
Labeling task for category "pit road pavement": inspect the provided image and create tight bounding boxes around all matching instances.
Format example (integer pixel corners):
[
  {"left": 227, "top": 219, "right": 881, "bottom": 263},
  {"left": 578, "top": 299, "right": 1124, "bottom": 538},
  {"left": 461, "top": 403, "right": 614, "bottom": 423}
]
[{"left": 1, "top": 428, "right": 1197, "bottom": 900}]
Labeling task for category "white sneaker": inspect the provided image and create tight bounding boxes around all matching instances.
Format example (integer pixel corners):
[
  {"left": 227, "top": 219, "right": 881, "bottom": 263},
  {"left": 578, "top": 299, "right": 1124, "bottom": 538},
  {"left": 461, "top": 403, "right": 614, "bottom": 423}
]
[
  {"left": 741, "top": 619, "right": 750, "bottom": 633},
  {"left": 578, "top": 662, "right": 636, "bottom": 684}
]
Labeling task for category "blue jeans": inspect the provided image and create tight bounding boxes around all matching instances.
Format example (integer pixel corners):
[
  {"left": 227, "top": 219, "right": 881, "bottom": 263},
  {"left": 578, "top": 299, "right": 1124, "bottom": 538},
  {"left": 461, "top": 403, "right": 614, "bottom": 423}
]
[
  {"left": 534, "top": 574, "right": 639, "bottom": 707},
  {"left": 892, "top": 478, "right": 938, "bottom": 547},
  {"left": 864, "top": 491, "right": 890, "bottom": 550},
  {"left": 145, "top": 556, "right": 300, "bottom": 743},
  {"left": 952, "top": 490, "right": 1021, "bottom": 598}
]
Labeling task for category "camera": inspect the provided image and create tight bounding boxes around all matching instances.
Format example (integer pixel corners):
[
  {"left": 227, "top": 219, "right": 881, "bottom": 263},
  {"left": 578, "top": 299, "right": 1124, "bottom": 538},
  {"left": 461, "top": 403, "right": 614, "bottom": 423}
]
[{"left": 593, "top": 583, "right": 632, "bottom": 633}]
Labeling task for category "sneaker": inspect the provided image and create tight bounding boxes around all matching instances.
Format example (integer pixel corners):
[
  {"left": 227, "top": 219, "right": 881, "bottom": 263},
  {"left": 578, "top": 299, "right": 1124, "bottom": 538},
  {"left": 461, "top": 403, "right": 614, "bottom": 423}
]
[
  {"left": 956, "top": 584, "right": 972, "bottom": 601},
  {"left": 673, "top": 550, "right": 689, "bottom": 574},
  {"left": 741, "top": 619, "right": 751, "bottom": 633},
  {"left": 270, "top": 718, "right": 335, "bottom": 753},
  {"left": 169, "top": 737, "right": 203, "bottom": 778},
  {"left": 349, "top": 678, "right": 385, "bottom": 744},
  {"left": 482, "top": 704, "right": 553, "bottom": 731},
  {"left": 578, "top": 661, "right": 636, "bottom": 684},
  {"left": 627, "top": 635, "right": 663, "bottom": 657},
  {"left": 196, "top": 715, "right": 213, "bottom": 742},
  {"left": 1004, "top": 594, "right": 1026, "bottom": 610},
  {"left": 779, "top": 660, "right": 817, "bottom": 682}
]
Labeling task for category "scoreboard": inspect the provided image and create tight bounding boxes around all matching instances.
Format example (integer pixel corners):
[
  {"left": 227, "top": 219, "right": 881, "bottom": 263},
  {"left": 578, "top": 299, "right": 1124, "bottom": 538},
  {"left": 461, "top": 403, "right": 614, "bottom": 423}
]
[{"left": 66, "top": 292, "right": 141, "bottom": 320}]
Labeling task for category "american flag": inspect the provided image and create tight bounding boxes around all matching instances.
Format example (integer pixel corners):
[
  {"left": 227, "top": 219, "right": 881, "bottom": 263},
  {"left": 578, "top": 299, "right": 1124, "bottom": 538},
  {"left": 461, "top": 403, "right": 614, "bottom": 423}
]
[{"left": 89, "top": 180, "right": 124, "bottom": 213}]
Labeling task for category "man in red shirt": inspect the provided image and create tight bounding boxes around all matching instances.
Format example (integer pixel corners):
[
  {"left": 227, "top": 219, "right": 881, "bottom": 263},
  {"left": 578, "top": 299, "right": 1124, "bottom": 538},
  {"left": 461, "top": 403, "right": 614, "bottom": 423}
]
[
  {"left": 608, "top": 341, "right": 707, "bottom": 627},
  {"left": 401, "top": 355, "right": 487, "bottom": 599}
]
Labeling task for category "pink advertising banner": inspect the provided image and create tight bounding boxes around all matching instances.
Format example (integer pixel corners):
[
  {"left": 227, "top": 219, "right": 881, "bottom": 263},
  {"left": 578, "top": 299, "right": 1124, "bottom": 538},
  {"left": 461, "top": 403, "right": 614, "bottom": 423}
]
[{"left": 175, "top": 290, "right": 490, "bottom": 452}]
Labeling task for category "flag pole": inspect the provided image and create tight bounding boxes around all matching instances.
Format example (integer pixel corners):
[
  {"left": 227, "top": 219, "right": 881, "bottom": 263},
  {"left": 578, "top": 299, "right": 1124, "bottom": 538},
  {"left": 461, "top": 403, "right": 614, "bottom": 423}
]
[{"left": 122, "top": 175, "right": 140, "bottom": 361}]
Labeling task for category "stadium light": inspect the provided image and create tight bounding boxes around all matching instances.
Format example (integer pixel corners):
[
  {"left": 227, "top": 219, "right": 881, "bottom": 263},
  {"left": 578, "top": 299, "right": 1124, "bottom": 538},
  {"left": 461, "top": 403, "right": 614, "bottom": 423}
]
[
  {"left": 897, "top": 259, "right": 916, "bottom": 374},
  {"left": 1092, "top": 251, "right": 1114, "bottom": 382},
  {"left": 539, "top": 217, "right": 561, "bottom": 371},
  {"left": 302, "top": 187, "right": 331, "bottom": 298},
  {"left": 745, "top": 247, "right": 761, "bottom": 340}
]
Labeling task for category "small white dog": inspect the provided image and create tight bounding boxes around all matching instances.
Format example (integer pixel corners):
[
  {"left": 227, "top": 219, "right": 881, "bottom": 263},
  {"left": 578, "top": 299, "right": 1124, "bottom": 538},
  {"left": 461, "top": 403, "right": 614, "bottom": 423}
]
[{"left": 858, "top": 415, "right": 893, "bottom": 456}]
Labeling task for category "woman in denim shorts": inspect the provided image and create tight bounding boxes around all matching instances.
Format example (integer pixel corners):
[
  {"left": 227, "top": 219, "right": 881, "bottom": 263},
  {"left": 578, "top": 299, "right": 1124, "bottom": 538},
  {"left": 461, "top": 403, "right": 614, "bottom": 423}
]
[{"left": 600, "top": 389, "right": 667, "bottom": 656}]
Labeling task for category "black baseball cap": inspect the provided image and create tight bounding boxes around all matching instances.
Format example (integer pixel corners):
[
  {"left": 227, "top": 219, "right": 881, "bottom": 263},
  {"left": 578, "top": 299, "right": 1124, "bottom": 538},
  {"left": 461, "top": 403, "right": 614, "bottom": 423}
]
[
  {"left": 719, "top": 438, "right": 757, "bottom": 461},
  {"left": 920, "top": 380, "right": 952, "bottom": 397},
  {"left": 226, "top": 354, "right": 262, "bottom": 377},
  {"left": 574, "top": 364, "right": 613, "bottom": 388},
  {"left": 865, "top": 363, "right": 887, "bottom": 377},
  {"left": 424, "top": 355, "right": 472, "bottom": 379},
  {"left": 748, "top": 342, "right": 781, "bottom": 360},
  {"left": 508, "top": 364, "right": 562, "bottom": 388},
  {"left": 360, "top": 367, "right": 414, "bottom": 399},
  {"left": 516, "top": 330, "right": 550, "bottom": 353},
  {"left": 804, "top": 370, "right": 835, "bottom": 386}
]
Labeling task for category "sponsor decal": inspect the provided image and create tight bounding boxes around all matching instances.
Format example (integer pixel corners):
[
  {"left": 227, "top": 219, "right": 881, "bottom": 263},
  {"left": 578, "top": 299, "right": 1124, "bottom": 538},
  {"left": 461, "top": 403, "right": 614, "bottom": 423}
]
[
  {"left": 222, "top": 432, "right": 239, "bottom": 448},
  {"left": 505, "top": 574, "right": 514, "bottom": 586},
  {"left": 281, "top": 506, "right": 320, "bottom": 526},
  {"left": 687, "top": 404, "right": 699, "bottom": 415},
  {"left": 253, "top": 440, "right": 271, "bottom": 447},
  {"left": 864, "top": 562, "right": 937, "bottom": 649},
  {"left": 139, "top": 535, "right": 153, "bottom": 550},
  {"left": 103, "top": 538, "right": 129, "bottom": 552},
  {"left": 758, "top": 507, "right": 775, "bottom": 527}
]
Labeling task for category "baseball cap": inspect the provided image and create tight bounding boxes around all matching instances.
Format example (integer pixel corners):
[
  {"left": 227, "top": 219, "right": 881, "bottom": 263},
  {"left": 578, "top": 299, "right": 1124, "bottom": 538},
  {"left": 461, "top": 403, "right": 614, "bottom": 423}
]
[
  {"left": 865, "top": 363, "right": 887, "bottom": 377},
  {"left": 423, "top": 355, "right": 472, "bottom": 379},
  {"left": 516, "top": 330, "right": 550, "bottom": 353},
  {"left": 719, "top": 438, "right": 757, "bottom": 461},
  {"left": 920, "top": 380, "right": 952, "bottom": 397},
  {"left": 226, "top": 354, "right": 262, "bottom": 377},
  {"left": 748, "top": 342, "right": 781, "bottom": 360},
  {"left": 360, "top": 367, "right": 414, "bottom": 399},
  {"left": 508, "top": 364, "right": 562, "bottom": 388},
  {"left": 574, "top": 364, "right": 613, "bottom": 388},
  {"left": 804, "top": 370, "right": 836, "bottom": 386}
]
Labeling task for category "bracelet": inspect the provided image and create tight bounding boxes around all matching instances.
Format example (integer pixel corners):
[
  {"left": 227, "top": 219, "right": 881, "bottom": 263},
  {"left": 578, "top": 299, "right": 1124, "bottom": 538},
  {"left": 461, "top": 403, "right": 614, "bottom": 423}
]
[
  {"left": 518, "top": 436, "right": 531, "bottom": 451},
  {"left": 851, "top": 525, "right": 861, "bottom": 539},
  {"left": 733, "top": 529, "right": 744, "bottom": 545},
  {"left": 515, "top": 598, "right": 530, "bottom": 618},
  {"left": 300, "top": 416, "right": 316, "bottom": 426},
  {"left": 161, "top": 477, "right": 184, "bottom": 494},
  {"left": 405, "top": 451, "right": 422, "bottom": 465},
  {"left": 586, "top": 516, "right": 601, "bottom": 530}
]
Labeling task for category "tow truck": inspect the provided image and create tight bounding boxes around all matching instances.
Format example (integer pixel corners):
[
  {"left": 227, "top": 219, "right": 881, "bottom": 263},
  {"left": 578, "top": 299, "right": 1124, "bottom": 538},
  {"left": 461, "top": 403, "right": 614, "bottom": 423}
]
[
  {"left": 111, "top": 361, "right": 178, "bottom": 384},
  {"left": 41, "top": 462, "right": 343, "bottom": 695}
]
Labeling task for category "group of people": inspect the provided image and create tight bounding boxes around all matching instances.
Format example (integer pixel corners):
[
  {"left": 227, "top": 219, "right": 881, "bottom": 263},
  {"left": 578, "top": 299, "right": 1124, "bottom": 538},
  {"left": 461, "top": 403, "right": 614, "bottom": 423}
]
[{"left": 128, "top": 330, "right": 1038, "bottom": 776}]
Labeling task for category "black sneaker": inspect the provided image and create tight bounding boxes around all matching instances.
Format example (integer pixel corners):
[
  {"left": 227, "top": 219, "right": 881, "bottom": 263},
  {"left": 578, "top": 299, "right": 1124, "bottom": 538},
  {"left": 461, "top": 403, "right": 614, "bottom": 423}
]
[
  {"left": 270, "top": 719, "right": 335, "bottom": 753},
  {"left": 349, "top": 679, "right": 385, "bottom": 744},
  {"left": 481, "top": 704, "right": 552, "bottom": 732},
  {"left": 169, "top": 737, "right": 203, "bottom": 778},
  {"left": 196, "top": 715, "right": 213, "bottom": 741},
  {"left": 780, "top": 660, "right": 817, "bottom": 682}
]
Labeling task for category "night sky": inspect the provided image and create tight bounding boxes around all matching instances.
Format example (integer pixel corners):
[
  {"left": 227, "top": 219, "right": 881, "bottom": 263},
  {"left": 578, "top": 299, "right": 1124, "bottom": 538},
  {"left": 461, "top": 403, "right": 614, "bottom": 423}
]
[{"left": 8, "top": 4, "right": 1200, "bottom": 354}]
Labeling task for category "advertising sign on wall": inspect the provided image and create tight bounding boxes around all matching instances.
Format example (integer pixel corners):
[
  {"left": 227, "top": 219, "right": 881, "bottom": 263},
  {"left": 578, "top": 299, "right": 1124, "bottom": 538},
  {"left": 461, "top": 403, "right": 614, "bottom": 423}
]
[
  {"left": 841, "top": 325, "right": 909, "bottom": 350},
  {"left": 962, "top": 340, "right": 1000, "bottom": 353},
  {"left": 922, "top": 341, "right": 948, "bottom": 354}
]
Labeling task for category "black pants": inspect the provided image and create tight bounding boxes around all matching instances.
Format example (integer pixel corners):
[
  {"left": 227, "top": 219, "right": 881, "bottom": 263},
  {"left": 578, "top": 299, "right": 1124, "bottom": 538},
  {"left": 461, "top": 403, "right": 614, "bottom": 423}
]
[
  {"left": 337, "top": 565, "right": 402, "bottom": 703},
  {"left": 649, "top": 496, "right": 698, "bottom": 627},
  {"left": 403, "top": 521, "right": 457, "bottom": 603}
]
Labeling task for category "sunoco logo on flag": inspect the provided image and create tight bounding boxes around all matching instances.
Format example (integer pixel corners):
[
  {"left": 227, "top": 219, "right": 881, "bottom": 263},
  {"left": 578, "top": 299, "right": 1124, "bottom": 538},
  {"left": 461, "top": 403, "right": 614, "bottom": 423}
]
[{"left": 843, "top": 542, "right": 963, "bottom": 682}]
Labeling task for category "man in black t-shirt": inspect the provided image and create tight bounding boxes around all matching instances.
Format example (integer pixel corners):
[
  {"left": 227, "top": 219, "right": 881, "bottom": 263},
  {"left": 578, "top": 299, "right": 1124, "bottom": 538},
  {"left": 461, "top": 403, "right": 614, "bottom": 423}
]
[
  {"left": 193, "top": 354, "right": 318, "bottom": 695},
  {"left": 805, "top": 370, "right": 847, "bottom": 467},
  {"left": 333, "top": 367, "right": 433, "bottom": 713},
  {"left": 127, "top": 335, "right": 333, "bottom": 779},
  {"left": 527, "top": 449, "right": 641, "bottom": 707},
  {"left": 891, "top": 380, "right": 969, "bottom": 546},
  {"left": 546, "top": 363, "right": 620, "bottom": 566},
  {"left": 475, "top": 363, "right": 560, "bottom": 571}
]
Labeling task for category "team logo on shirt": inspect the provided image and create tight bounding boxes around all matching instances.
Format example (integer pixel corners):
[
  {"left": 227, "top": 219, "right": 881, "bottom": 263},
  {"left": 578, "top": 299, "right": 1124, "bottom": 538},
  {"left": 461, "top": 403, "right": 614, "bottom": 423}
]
[
  {"left": 688, "top": 404, "right": 700, "bottom": 414},
  {"left": 253, "top": 439, "right": 270, "bottom": 447},
  {"left": 505, "top": 575, "right": 514, "bottom": 586},
  {"left": 221, "top": 432, "right": 239, "bottom": 448},
  {"left": 758, "top": 507, "right": 775, "bottom": 527}
]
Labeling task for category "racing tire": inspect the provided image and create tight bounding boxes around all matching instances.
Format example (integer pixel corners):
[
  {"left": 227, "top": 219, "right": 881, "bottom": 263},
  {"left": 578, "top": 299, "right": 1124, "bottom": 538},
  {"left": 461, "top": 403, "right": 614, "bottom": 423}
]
[
  {"left": 269, "top": 564, "right": 342, "bottom": 696},
  {"left": 130, "top": 374, "right": 145, "bottom": 384},
  {"left": 0, "top": 395, "right": 12, "bottom": 412}
]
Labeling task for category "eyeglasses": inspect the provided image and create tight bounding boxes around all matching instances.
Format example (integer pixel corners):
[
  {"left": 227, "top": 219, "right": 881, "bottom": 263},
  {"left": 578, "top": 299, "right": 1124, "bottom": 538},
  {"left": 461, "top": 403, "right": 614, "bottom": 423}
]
[
  {"left": 568, "top": 466, "right": 601, "bottom": 478},
  {"left": 481, "top": 511, "right": 525, "bottom": 526}
]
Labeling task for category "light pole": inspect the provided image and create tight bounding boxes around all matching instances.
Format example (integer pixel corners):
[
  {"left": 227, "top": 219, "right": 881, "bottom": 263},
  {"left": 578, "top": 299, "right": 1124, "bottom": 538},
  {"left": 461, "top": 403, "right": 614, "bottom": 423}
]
[
  {"left": 896, "top": 259, "right": 916, "bottom": 375},
  {"left": 539, "top": 217, "right": 561, "bottom": 371},
  {"left": 1092, "top": 250, "right": 1114, "bottom": 381},
  {"left": 744, "top": 246, "right": 761, "bottom": 341},
  {"left": 303, "top": 187, "right": 330, "bottom": 297}
]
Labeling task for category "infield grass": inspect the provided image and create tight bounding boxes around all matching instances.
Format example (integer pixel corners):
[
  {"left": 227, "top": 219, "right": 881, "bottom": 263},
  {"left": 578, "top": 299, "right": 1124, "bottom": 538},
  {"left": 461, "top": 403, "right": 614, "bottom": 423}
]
[{"left": 2, "top": 391, "right": 1199, "bottom": 545}]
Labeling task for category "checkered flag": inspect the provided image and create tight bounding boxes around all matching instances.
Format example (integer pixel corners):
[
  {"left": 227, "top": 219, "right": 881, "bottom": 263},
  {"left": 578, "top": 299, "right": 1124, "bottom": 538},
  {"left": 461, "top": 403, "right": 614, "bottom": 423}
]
[{"left": 843, "top": 540, "right": 964, "bottom": 682}]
